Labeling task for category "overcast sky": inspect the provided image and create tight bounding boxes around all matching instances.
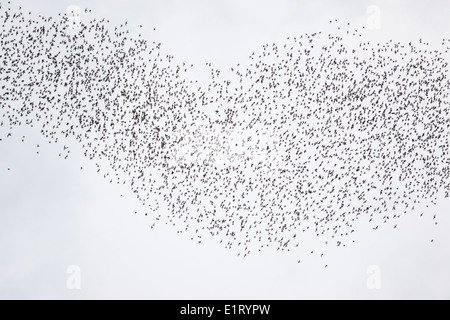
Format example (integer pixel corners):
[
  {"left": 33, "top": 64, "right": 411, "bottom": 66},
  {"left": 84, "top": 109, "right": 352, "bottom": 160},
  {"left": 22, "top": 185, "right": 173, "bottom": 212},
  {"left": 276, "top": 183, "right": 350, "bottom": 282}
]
[{"left": 1, "top": 0, "right": 450, "bottom": 299}]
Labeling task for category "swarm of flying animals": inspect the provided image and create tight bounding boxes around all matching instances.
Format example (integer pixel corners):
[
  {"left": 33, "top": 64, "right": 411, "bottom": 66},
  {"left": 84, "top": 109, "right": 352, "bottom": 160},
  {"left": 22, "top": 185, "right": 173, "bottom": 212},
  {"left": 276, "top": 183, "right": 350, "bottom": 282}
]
[{"left": 1, "top": 2, "right": 449, "bottom": 262}]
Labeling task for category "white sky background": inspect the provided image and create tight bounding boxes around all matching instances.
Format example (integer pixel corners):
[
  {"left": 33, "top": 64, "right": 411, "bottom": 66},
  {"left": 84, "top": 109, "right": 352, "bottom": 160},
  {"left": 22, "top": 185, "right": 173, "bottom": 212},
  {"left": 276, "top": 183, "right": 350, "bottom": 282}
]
[{"left": 1, "top": 0, "right": 450, "bottom": 299}]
